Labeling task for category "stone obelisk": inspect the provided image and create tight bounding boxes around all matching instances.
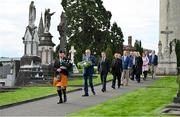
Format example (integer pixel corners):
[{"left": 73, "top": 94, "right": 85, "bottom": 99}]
[{"left": 158, "top": 0, "right": 178, "bottom": 75}]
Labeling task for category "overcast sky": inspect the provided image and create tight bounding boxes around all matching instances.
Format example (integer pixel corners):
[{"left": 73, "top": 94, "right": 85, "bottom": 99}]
[{"left": 0, "top": 0, "right": 159, "bottom": 57}]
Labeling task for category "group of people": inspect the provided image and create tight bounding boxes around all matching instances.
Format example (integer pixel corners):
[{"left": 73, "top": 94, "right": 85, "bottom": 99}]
[
  {"left": 98, "top": 50, "right": 158, "bottom": 93},
  {"left": 52, "top": 49, "right": 158, "bottom": 104}
]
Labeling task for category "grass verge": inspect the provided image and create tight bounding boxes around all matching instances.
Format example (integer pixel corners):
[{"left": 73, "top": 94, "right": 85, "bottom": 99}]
[
  {"left": 68, "top": 76, "right": 178, "bottom": 117},
  {"left": 0, "top": 87, "right": 75, "bottom": 106}
]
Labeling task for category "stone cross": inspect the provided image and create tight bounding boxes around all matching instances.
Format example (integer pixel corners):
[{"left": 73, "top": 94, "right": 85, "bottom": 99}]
[
  {"left": 69, "top": 46, "right": 76, "bottom": 63},
  {"left": 161, "top": 26, "right": 173, "bottom": 47}
]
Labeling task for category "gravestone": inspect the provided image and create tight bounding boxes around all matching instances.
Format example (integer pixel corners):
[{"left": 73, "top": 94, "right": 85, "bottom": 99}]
[
  {"left": 6, "top": 75, "right": 15, "bottom": 87},
  {"left": 69, "top": 46, "right": 79, "bottom": 74}
]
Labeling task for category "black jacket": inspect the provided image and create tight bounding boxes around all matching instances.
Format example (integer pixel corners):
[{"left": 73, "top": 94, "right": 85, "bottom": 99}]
[
  {"left": 135, "top": 56, "right": 143, "bottom": 74},
  {"left": 111, "top": 58, "right": 123, "bottom": 75},
  {"left": 53, "top": 57, "right": 72, "bottom": 76},
  {"left": 98, "top": 58, "right": 110, "bottom": 74}
]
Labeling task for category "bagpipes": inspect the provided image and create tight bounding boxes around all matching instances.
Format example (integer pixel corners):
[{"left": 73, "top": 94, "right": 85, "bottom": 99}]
[
  {"left": 60, "top": 58, "right": 73, "bottom": 75},
  {"left": 53, "top": 58, "right": 72, "bottom": 87}
]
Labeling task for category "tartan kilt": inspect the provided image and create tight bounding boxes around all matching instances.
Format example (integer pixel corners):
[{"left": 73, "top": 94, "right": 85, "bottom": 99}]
[{"left": 53, "top": 73, "right": 68, "bottom": 87}]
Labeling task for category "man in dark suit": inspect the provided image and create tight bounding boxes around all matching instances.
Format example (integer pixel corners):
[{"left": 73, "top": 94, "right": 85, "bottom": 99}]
[
  {"left": 149, "top": 50, "right": 158, "bottom": 79},
  {"left": 82, "top": 49, "right": 96, "bottom": 96},
  {"left": 111, "top": 53, "right": 123, "bottom": 89},
  {"left": 98, "top": 52, "right": 110, "bottom": 92}
]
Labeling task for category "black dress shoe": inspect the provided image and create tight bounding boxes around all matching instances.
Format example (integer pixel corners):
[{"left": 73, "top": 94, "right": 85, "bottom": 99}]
[
  {"left": 64, "top": 98, "right": 67, "bottom": 102},
  {"left": 101, "top": 89, "right": 105, "bottom": 92},
  {"left": 111, "top": 86, "right": 115, "bottom": 89},
  {"left": 130, "top": 78, "right": 134, "bottom": 81},
  {"left": 92, "top": 91, "right": 96, "bottom": 95},
  {"left": 57, "top": 100, "right": 63, "bottom": 104},
  {"left": 82, "top": 94, "right": 89, "bottom": 97}
]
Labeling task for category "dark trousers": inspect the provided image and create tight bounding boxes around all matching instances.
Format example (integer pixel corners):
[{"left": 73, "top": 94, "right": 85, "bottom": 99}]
[
  {"left": 131, "top": 65, "right": 136, "bottom": 80},
  {"left": 57, "top": 88, "right": 67, "bottom": 103},
  {"left": 100, "top": 72, "right": 108, "bottom": 91},
  {"left": 143, "top": 71, "right": 148, "bottom": 80},
  {"left": 83, "top": 74, "right": 94, "bottom": 95},
  {"left": 112, "top": 74, "right": 121, "bottom": 88},
  {"left": 136, "top": 74, "right": 141, "bottom": 83}
]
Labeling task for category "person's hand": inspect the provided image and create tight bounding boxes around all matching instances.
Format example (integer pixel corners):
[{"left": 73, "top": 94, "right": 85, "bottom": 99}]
[
  {"left": 57, "top": 68, "right": 61, "bottom": 72},
  {"left": 60, "top": 66, "right": 67, "bottom": 69}
]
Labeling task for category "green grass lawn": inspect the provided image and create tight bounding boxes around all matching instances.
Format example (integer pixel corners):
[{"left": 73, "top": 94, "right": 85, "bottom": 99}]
[
  {"left": 0, "top": 74, "right": 112, "bottom": 106},
  {"left": 68, "top": 74, "right": 113, "bottom": 86},
  {"left": 0, "top": 87, "right": 74, "bottom": 106},
  {"left": 68, "top": 76, "right": 178, "bottom": 117}
]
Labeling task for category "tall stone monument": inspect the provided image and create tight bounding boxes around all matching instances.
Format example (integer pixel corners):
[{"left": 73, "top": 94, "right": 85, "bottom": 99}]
[
  {"left": 158, "top": 0, "right": 179, "bottom": 75},
  {"left": 16, "top": 1, "right": 43, "bottom": 85},
  {"left": 57, "top": 12, "right": 67, "bottom": 52},
  {"left": 38, "top": 9, "right": 55, "bottom": 78}
]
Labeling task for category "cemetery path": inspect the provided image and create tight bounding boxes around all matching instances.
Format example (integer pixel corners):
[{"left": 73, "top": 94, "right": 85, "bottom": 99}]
[{"left": 0, "top": 77, "right": 157, "bottom": 116}]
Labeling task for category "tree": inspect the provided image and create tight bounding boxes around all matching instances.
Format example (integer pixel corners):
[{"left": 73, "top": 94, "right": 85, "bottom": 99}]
[
  {"left": 61, "top": 0, "right": 112, "bottom": 62},
  {"left": 134, "top": 40, "right": 143, "bottom": 55},
  {"left": 110, "top": 22, "right": 124, "bottom": 55},
  {"left": 105, "top": 44, "right": 113, "bottom": 64}
]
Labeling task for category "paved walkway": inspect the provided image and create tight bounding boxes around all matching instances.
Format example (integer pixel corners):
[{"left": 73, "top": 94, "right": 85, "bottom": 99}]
[{"left": 0, "top": 78, "right": 157, "bottom": 116}]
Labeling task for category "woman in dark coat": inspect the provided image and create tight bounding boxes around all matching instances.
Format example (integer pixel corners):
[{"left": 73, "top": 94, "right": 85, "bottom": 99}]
[
  {"left": 135, "top": 52, "right": 143, "bottom": 83},
  {"left": 111, "top": 53, "right": 123, "bottom": 89}
]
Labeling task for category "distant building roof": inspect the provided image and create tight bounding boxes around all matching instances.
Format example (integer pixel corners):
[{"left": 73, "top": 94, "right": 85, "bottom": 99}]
[{"left": 0, "top": 57, "right": 20, "bottom": 62}]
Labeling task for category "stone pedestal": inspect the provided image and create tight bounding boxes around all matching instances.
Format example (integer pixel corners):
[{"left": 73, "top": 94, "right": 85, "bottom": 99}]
[
  {"left": 20, "top": 56, "right": 41, "bottom": 66},
  {"left": 157, "top": 61, "right": 177, "bottom": 75},
  {"left": 16, "top": 56, "right": 43, "bottom": 86},
  {"left": 38, "top": 32, "right": 55, "bottom": 65},
  {"left": 41, "top": 64, "right": 54, "bottom": 79}
]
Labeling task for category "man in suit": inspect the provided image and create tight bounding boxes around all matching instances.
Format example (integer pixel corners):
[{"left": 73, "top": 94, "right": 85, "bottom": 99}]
[
  {"left": 98, "top": 52, "right": 110, "bottom": 92},
  {"left": 111, "top": 53, "right": 123, "bottom": 89},
  {"left": 121, "top": 51, "right": 131, "bottom": 86},
  {"left": 128, "top": 51, "right": 134, "bottom": 80},
  {"left": 149, "top": 50, "right": 158, "bottom": 79},
  {"left": 82, "top": 49, "right": 96, "bottom": 96}
]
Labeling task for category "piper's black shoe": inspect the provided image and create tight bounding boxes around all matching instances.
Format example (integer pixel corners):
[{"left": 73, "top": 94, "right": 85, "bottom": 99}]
[{"left": 57, "top": 100, "right": 63, "bottom": 104}]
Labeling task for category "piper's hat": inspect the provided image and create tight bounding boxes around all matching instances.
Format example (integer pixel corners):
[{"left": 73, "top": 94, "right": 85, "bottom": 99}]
[{"left": 59, "top": 49, "right": 65, "bottom": 53}]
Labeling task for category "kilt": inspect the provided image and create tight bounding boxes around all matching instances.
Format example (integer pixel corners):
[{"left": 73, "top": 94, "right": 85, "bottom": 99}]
[{"left": 53, "top": 73, "right": 68, "bottom": 87}]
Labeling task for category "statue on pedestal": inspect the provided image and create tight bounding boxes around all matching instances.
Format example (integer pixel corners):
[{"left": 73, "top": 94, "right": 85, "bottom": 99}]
[
  {"left": 29, "top": 1, "right": 36, "bottom": 28},
  {"left": 58, "top": 12, "right": 67, "bottom": 52},
  {"left": 44, "top": 9, "right": 55, "bottom": 33}
]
